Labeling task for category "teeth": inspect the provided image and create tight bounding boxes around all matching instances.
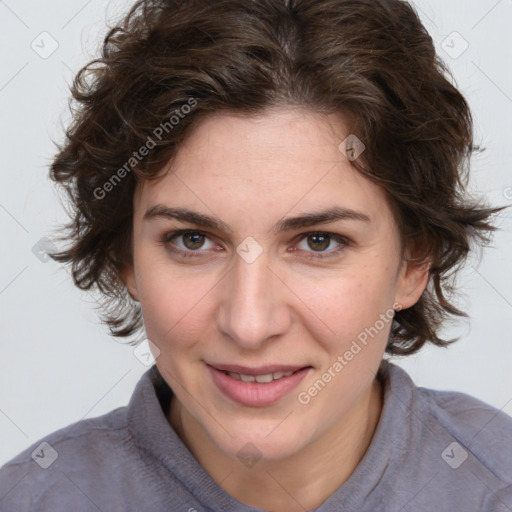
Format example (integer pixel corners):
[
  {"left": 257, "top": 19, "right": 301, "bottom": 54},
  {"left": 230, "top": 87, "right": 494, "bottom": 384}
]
[
  {"left": 227, "top": 370, "right": 295, "bottom": 383},
  {"left": 255, "top": 374, "right": 273, "bottom": 383}
]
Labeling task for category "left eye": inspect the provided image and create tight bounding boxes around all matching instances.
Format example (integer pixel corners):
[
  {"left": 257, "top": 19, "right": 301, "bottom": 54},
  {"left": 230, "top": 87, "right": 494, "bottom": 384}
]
[{"left": 296, "top": 233, "right": 347, "bottom": 253}]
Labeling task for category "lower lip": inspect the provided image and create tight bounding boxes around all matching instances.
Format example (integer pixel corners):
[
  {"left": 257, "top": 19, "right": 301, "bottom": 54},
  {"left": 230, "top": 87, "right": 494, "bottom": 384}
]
[{"left": 208, "top": 365, "right": 311, "bottom": 407}]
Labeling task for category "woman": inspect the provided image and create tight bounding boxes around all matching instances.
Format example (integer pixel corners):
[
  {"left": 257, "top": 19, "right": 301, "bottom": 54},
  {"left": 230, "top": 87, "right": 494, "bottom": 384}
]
[{"left": 1, "top": 0, "right": 510, "bottom": 510}]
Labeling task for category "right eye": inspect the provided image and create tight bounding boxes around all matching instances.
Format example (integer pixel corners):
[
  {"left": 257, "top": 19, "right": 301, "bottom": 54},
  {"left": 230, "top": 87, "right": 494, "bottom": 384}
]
[{"left": 161, "top": 230, "right": 222, "bottom": 258}]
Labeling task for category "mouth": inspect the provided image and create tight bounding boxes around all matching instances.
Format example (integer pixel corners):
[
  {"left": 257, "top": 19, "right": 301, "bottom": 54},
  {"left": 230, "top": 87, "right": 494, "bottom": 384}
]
[
  {"left": 224, "top": 369, "right": 297, "bottom": 383},
  {"left": 207, "top": 363, "right": 312, "bottom": 407}
]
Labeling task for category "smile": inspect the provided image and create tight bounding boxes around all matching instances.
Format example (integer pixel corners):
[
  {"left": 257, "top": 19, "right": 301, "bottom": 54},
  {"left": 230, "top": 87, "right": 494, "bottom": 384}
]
[
  {"left": 226, "top": 370, "right": 296, "bottom": 383},
  {"left": 207, "top": 363, "right": 312, "bottom": 407}
]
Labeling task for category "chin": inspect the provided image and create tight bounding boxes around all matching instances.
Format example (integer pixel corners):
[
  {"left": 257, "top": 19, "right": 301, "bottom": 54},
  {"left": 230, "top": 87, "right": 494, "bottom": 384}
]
[{"left": 210, "top": 422, "right": 308, "bottom": 463}]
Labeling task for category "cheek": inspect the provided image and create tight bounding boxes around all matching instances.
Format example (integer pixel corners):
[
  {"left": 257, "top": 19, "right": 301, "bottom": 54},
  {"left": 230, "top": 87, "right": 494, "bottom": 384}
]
[
  {"left": 302, "top": 267, "right": 395, "bottom": 314},
  {"left": 294, "top": 263, "right": 398, "bottom": 337},
  {"left": 135, "top": 260, "right": 216, "bottom": 348}
]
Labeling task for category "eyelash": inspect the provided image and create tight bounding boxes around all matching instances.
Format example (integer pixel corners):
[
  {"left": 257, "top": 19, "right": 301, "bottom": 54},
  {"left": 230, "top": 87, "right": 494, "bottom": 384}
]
[{"left": 160, "top": 230, "right": 351, "bottom": 260}]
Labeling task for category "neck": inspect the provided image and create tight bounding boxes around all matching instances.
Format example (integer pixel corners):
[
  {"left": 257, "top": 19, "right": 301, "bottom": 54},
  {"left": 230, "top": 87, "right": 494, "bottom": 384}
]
[{"left": 170, "top": 376, "right": 383, "bottom": 512}]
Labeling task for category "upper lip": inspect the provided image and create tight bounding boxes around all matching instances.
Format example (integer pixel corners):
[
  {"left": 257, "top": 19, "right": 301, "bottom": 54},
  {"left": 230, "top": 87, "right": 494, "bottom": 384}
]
[{"left": 207, "top": 363, "right": 310, "bottom": 376}]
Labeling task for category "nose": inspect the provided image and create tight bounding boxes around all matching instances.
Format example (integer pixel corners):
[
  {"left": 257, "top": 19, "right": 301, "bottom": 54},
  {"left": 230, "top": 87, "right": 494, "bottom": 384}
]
[{"left": 216, "top": 250, "right": 291, "bottom": 350}]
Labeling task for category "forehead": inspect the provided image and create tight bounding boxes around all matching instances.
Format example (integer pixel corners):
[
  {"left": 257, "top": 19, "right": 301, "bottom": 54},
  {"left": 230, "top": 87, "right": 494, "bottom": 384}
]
[
  {"left": 134, "top": 107, "right": 394, "bottom": 229},
  {"left": 167, "top": 107, "right": 349, "bottom": 178}
]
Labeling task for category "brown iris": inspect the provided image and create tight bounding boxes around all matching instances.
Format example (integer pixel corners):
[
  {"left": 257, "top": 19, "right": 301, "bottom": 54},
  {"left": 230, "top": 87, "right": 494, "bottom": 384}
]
[
  {"left": 182, "top": 232, "right": 205, "bottom": 250},
  {"left": 307, "top": 234, "right": 330, "bottom": 251}
]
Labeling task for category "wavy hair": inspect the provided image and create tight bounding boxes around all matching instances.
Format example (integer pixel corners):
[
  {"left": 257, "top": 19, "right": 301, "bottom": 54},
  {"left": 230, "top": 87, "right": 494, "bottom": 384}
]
[{"left": 50, "top": 0, "right": 502, "bottom": 354}]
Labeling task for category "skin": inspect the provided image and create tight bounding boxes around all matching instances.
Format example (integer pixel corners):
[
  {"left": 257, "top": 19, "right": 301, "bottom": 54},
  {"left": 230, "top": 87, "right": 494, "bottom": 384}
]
[{"left": 123, "top": 106, "right": 429, "bottom": 511}]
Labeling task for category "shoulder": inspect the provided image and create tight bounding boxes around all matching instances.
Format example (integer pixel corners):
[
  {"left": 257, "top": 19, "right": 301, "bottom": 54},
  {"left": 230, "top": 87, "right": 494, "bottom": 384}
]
[
  {"left": 0, "top": 407, "right": 135, "bottom": 511},
  {"left": 417, "top": 381, "right": 512, "bottom": 478},
  {"left": 384, "top": 362, "right": 512, "bottom": 473},
  {"left": 0, "top": 366, "right": 184, "bottom": 512},
  {"left": 1, "top": 405, "right": 131, "bottom": 469},
  {"left": 384, "top": 362, "right": 512, "bottom": 510}
]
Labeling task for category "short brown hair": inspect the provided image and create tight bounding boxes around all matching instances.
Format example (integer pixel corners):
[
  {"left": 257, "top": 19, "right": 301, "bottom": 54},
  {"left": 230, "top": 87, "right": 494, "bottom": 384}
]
[{"left": 50, "top": 0, "right": 502, "bottom": 355}]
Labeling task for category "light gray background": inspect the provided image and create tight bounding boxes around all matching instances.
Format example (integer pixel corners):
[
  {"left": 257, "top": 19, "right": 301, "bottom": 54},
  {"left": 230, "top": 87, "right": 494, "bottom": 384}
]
[{"left": 1, "top": 0, "right": 511, "bottom": 466}]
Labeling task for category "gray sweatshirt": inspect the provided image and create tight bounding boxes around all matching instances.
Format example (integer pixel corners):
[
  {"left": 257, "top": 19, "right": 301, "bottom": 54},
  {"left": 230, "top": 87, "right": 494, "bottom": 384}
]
[{"left": 1, "top": 362, "right": 511, "bottom": 511}]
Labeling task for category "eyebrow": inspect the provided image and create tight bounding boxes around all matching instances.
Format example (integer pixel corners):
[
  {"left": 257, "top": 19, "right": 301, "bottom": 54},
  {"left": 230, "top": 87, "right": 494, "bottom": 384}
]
[
  {"left": 144, "top": 205, "right": 233, "bottom": 233},
  {"left": 143, "top": 205, "right": 371, "bottom": 233},
  {"left": 273, "top": 206, "right": 370, "bottom": 232}
]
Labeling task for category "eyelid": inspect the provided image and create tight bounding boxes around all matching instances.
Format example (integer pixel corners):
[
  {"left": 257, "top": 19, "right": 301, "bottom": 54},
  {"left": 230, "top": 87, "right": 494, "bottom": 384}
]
[
  {"left": 292, "top": 231, "right": 351, "bottom": 259},
  {"left": 163, "top": 229, "right": 215, "bottom": 245},
  {"left": 161, "top": 229, "right": 220, "bottom": 257},
  {"left": 293, "top": 231, "right": 351, "bottom": 245}
]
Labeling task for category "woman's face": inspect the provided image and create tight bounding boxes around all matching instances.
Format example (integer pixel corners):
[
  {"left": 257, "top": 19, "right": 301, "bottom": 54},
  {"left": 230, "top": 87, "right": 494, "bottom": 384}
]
[{"left": 124, "top": 107, "right": 428, "bottom": 462}]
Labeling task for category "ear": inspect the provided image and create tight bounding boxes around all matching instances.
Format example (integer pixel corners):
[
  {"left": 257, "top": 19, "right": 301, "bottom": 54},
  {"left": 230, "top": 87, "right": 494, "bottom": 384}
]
[
  {"left": 119, "top": 264, "right": 140, "bottom": 302},
  {"left": 394, "top": 249, "right": 430, "bottom": 310}
]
